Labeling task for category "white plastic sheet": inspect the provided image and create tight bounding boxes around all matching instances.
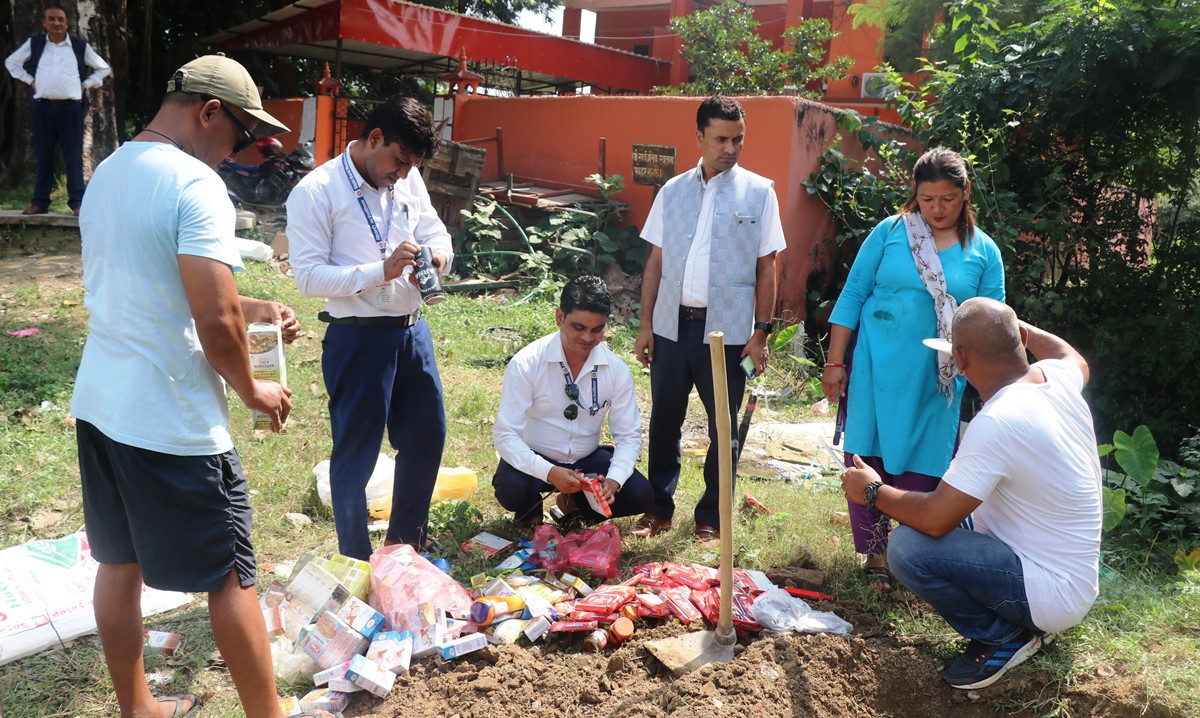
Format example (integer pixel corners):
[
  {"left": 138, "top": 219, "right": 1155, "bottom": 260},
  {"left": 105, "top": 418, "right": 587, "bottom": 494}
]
[{"left": 0, "top": 532, "right": 192, "bottom": 665}]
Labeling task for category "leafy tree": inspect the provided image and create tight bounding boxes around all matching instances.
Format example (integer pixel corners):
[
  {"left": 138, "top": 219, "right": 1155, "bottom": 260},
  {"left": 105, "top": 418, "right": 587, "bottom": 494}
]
[
  {"left": 655, "top": 2, "right": 852, "bottom": 97},
  {"left": 812, "top": 0, "right": 1200, "bottom": 451}
]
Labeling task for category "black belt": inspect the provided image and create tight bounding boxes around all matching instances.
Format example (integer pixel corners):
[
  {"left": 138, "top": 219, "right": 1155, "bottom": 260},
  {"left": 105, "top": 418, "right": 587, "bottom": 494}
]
[
  {"left": 36, "top": 98, "right": 82, "bottom": 104},
  {"left": 318, "top": 310, "right": 420, "bottom": 328},
  {"left": 679, "top": 306, "right": 707, "bottom": 321}
]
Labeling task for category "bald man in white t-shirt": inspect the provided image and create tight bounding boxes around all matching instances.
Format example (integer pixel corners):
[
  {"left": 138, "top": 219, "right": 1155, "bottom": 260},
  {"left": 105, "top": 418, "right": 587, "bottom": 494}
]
[{"left": 840, "top": 297, "right": 1101, "bottom": 691}]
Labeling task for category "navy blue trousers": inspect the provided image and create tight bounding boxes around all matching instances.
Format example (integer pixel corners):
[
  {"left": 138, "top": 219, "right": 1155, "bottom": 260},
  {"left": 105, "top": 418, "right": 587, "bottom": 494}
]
[
  {"left": 322, "top": 319, "right": 446, "bottom": 560},
  {"left": 492, "top": 446, "right": 654, "bottom": 524},
  {"left": 646, "top": 317, "right": 746, "bottom": 527},
  {"left": 31, "top": 98, "right": 87, "bottom": 209}
]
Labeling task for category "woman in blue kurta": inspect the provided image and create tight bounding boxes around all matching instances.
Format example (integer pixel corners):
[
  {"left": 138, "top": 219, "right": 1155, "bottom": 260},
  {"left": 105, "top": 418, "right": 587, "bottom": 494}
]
[{"left": 822, "top": 147, "right": 1005, "bottom": 592}]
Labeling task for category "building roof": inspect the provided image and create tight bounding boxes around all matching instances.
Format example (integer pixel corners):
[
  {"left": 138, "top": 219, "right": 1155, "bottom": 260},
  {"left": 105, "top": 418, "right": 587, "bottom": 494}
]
[{"left": 203, "top": 0, "right": 671, "bottom": 94}]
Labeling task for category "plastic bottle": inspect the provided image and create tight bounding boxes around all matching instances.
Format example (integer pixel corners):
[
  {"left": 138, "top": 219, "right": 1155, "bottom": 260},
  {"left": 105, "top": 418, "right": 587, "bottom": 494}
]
[
  {"left": 470, "top": 594, "right": 526, "bottom": 626},
  {"left": 609, "top": 616, "right": 635, "bottom": 646}
]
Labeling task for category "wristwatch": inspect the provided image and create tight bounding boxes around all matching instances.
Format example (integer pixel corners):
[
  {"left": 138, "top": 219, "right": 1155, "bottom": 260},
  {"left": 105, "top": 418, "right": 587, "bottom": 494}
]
[
  {"left": 753, "top": 321, "right": 774, "bottom": 335},
  {"left": 863, "top": 480, "right": 884, "bottom": 511}
]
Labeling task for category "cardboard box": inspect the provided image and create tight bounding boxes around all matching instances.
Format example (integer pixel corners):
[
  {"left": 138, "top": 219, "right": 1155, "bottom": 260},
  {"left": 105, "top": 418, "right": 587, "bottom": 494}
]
[
  {"left": 523, "top": 615, "right": 551, "bottom": 642},
  {"left": 336, "top": 595, "right": 386, "bottom": 641},
  {"left": 287, "top": 561, "right": 351, "bottom": 618},
  {"left": 346, "top": 654, "right": 396, "bottom": 698},
  {"left": 247, "top": 322, "right": 287, "bottom": 430},
  {"left": 437, "top": 632, "right": 488, "bottom": 659},
  {"left": 277, "top": 696, "right": 301, "bottom": 716},
  {"left": 311, "top": 659, "right": 352, "bottom": 687},
  {"left": 459, "top": 531, "right": 513, "bottom": 558},
  {"left": 301, "top": 611, "right": 370, "bottom": 669},
  {"left": 403, "top": 602, "right": 447, "bottom": 658},
  {"left": 143, "top": 630, "right": 182, "bottom": 657},
  {"left": 366, "top": 630, "right": 413, "bottom": 674},
  {"left": 298, "top": 688, "right": 351, "bottom": 714}
]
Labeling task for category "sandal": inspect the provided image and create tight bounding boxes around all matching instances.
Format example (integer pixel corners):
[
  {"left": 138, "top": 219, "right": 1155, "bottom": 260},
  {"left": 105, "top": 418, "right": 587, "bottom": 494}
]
[
  {"left": 155, "top": 694, "right": 199, "bottom": 718},
  {"left": 864, "top": 566, "right": 894, "bottom": 593}
]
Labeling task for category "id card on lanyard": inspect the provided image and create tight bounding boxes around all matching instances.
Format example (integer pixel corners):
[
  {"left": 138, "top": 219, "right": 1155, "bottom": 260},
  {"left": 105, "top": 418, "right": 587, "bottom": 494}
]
[{"left": 341, "top": 150, "right": 399, "bottom": 307}]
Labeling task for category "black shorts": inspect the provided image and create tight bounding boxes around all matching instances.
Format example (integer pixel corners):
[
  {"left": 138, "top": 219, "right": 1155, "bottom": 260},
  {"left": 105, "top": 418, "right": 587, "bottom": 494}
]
[{"left": 77, "top": 419, "right": 257, "bottom": 593}]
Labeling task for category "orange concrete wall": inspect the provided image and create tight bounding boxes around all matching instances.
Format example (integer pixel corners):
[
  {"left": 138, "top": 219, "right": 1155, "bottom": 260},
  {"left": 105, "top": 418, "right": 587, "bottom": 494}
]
[
  {"left": 452, "top": 94, "right": 895, "bottom": 324},
  {"left": 822, "top": 3, "right": 901, "bottom": 123}
]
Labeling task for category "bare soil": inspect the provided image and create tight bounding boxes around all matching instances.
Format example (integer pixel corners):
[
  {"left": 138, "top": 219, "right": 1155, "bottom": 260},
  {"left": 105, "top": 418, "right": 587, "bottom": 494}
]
[
  {"left": 2, "top": 252, "right": 1179, "bottom": 718},
  {"left": 350, "top": 617, "right": 1173, "bottom": 718}
]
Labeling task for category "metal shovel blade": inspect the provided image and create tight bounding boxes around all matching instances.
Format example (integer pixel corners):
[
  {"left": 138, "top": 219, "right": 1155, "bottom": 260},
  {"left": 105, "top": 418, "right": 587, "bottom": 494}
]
[{"left": 645, "top": 629, "right": 736, "bottom": 677}]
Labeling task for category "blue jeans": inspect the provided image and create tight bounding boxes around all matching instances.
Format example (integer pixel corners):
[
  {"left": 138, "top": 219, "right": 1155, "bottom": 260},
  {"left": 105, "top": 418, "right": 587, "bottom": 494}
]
[{"left": 888, "top": 525, "right": 1042, "bottom": 645}]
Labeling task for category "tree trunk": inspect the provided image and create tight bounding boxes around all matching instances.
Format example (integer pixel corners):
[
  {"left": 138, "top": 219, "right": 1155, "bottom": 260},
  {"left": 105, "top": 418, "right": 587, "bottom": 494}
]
[{"left": 0, "top": 0, "right": 122, "bottom": 189}]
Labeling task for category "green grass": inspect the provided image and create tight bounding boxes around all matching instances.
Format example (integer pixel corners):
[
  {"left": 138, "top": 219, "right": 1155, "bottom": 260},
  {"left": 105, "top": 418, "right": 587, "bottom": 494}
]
[
  {"left": 0, "top": 261, "right": 1197, "bottom": 716},
  {"left": 0, "top": 179, "right": 73, "bottom": 214}
]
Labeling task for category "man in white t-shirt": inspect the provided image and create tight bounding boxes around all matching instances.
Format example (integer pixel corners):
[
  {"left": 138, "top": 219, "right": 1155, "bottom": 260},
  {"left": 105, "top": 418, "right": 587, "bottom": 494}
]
[
  {"left": 71, "top": 56, "right": 325, "bottom": 718},
  {"left": 840, "top": 297, "right": 1101, "bottom": 690}
]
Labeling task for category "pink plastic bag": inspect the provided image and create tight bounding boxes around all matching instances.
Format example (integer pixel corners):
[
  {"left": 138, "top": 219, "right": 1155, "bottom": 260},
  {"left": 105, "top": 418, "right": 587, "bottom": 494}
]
[
  {"left": 368, "top": 543, "right": 473, "bottom": 626},
  {"left": 533, "top": 523, "right": 622, "bottom": 580}
]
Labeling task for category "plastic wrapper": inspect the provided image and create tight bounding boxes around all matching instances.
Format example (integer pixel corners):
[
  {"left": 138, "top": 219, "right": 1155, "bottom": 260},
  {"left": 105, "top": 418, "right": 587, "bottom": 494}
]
[
  {"left": 533, "top": 524, "right": 622, "bottom": 580},
  {"left": 368, "top": 544, "right": 473, "bottom": 629},
  {"left": 750, "top": 588, "right": 853, "bottom": 635},
  {"left": 661, "top": 587, "right": 702, "bottom": 624},
  {"left": 573, "top": 585, "right": 634, "bottom": 614}
]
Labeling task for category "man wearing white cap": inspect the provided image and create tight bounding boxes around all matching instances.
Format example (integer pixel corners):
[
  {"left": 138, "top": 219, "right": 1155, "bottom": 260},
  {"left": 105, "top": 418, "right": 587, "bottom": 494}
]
[
  {"left": 72, "top": 56, "right": 329, "bottom": 718},
  {"left": 840, "top": 297, "right": 1101, "bottom": 691}
]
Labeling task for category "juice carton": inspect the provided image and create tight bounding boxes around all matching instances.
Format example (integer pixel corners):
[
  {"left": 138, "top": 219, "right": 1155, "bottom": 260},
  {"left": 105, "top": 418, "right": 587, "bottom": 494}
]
[
  {"left": 298, "top": 688, "right": 351, "bottom": 714},
  {"left": 301, "top": 610, "right": 370, "bottom": 669},
  {"left": 366, "top": 630, "right": 414, "bottom": 674},
  {"left": 311, "top": 660, "right": 353, "bottom": 687},
  {"left": 247, "top": 322, "right": 287, "bottom": 430},
  {"left": 403, "top": 601, "right": 447, "bottom": 658},
  {"left": 436, "top": 632, "right": 488, "bottom": 659},
  {"left": 346, "top": 654, "right": 395, "bottom": 698},
  {"left": 336, "top": 595, "right": 386, "bottom": 641},
  {"left": 143, "top": 630, "right": 183, "bottom": 657}
]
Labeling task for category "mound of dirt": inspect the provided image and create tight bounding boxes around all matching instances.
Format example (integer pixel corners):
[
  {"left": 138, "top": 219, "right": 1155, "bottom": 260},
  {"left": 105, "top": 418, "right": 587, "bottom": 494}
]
[{"left": 348, "top": 620, "right": 1177, "bottom": 718}]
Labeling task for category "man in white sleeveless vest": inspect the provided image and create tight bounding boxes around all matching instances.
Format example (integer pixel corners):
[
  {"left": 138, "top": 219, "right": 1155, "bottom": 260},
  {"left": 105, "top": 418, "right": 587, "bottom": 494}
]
[{"left": 633, "top": 96, "right": 786, "bottom": 542}]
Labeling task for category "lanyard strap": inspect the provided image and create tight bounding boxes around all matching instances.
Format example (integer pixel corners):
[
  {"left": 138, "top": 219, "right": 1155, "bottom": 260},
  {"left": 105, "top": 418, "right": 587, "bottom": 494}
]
[
  {"left": 341, "top": 149, "right": 396, "bottom": 261},
  {"left": 559, "top": 363, "right": 600, "bottom": 417}
]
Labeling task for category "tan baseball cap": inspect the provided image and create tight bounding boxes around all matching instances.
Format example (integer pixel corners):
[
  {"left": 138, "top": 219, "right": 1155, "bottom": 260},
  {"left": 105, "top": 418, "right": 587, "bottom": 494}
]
[{"left": 168, "top": 54, "right": 288, "bottom": 136}]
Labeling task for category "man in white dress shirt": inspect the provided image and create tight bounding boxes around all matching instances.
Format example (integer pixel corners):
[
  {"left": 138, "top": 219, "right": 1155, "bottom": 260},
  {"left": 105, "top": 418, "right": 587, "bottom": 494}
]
[
  {"left": 5, "top": 6, "right": 110, "bottom": 215},
  {"left": 286, "top": 95, "right": 452, "bottom": 560},
  {"left": 493, "top": 275, "right": 653, "bottom": 534},
  {"left": 633, "top": 96, "right": 786, "bottom": 542}
]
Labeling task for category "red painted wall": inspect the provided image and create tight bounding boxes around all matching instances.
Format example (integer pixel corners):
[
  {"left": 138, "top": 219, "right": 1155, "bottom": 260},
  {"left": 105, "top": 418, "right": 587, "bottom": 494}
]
[{"left": 452, "top": 94, "right": 908, "bottom": 324}]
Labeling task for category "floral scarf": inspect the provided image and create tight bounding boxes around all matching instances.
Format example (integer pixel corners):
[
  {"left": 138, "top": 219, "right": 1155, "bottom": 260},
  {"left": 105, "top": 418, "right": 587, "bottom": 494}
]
[{"left": 904, "top": 212, "right": 958, "bottom": 405}]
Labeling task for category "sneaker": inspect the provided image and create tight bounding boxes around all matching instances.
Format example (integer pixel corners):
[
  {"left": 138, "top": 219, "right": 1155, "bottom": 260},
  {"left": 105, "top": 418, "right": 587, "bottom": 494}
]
[{"left": 942, "top": 631, "right": 1043, "bottom": 690}]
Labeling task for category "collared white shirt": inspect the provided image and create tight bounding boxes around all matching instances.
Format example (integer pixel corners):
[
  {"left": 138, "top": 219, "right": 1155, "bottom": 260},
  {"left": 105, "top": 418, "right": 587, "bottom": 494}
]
[
  {"left": 285, "top": 141, "right": 454, "bottom": 317},
  {"left": 493, "top": 331, "right": 642, "bottom": 487},
  {"left": 641, "top": 160, "right": 786, "bottom": 307},
  {"left": 4, "top": 35, "right": 110, "bottom": 100}
]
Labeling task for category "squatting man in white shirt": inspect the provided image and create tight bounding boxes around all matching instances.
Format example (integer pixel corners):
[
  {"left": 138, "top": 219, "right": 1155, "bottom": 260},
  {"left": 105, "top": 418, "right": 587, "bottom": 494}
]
[
  {"left": 840, "top": 297, "right": 1102, "bottom": 690},
  {"left": 492, "top": 275, "right": 653, "bottom": 535}
]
